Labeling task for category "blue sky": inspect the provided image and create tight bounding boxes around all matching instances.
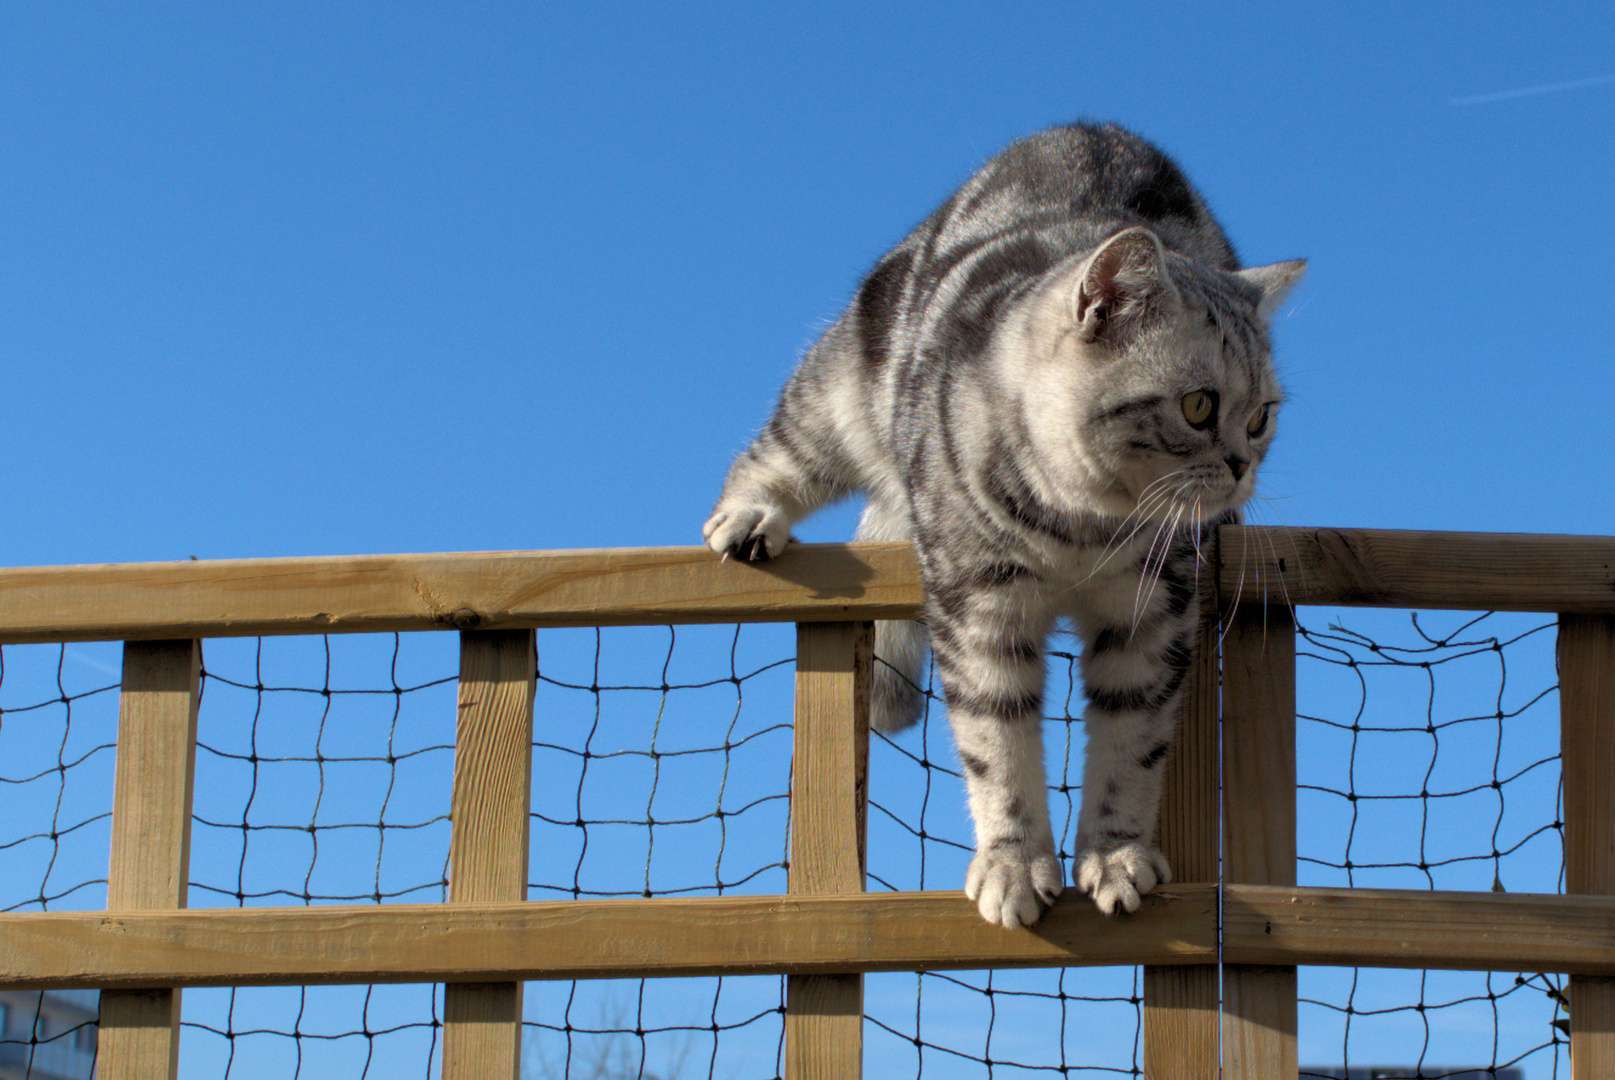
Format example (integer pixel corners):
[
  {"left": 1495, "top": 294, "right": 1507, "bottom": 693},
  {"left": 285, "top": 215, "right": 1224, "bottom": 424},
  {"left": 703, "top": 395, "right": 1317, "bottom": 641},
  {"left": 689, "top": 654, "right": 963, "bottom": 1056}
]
[
  {"left": 1, "top": 2, "right": 1610, "bottom": 1077},
  {"left": 3, "top": 1, "right": 1612, "bottom": 567}
]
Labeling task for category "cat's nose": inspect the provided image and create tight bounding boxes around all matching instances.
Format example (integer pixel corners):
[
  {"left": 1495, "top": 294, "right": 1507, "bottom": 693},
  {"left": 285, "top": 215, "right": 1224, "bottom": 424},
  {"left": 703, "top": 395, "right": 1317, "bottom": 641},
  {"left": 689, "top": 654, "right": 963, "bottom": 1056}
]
[{"left": 1226, "top": 455, "right": 1250, "bottom": 480}]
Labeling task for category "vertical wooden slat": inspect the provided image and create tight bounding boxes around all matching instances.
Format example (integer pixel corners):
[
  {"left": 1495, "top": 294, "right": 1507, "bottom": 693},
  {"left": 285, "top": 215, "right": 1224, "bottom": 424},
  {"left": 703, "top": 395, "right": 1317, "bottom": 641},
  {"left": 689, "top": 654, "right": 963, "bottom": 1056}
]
[
  {"left": 786, "top": 621, "right": 872, "bottom": 1080},
  {"left": 100, "top": 639, "right": 200, "bottom": 1080},
  {"left": 1143, "top": 591, "right": 1221, "bottom": 1079},
  {"left": 1559, "top": 614, "right": 1615, "bottom": 1079},
  {"left": 1222, "top": 603, "right": 1298, "bottom": 1078},
  {"left": 443, "top": 629, "right": 536, "bottom": 1080}
]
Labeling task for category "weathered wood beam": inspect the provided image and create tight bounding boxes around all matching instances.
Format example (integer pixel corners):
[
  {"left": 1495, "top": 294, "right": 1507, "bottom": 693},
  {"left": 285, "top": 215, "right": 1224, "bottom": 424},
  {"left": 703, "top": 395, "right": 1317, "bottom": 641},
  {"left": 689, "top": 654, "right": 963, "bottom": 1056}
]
[
  {"left": 3, "top": 527, "right": 1613, "bottom": 645},
  {"left": 0, "top": 887, "right": 1218, "bottom": 990},
  {"left": 442, "top": 630, "right": 537, "bottom": 1080},
  {"left": 786, "top": 621, "right": 872, "bottom": 1080},
  {"left": 0, "top": 543, "right": 924, "bottom": 643},
  {"left": 1221, "top": 884, "right": 1615, "bottom": 974},
  {"left": 1222, "top": 603, "right": 1299, "bottom": 1077},
  {"left": 98, "top": 641, "right": 199, "bottom": 1080},
  {"left": 1143, "top": 594, "right": 1221, "bottom": 1079},
  {"left": 1219, "top": 526, "right": 1615, "bottom": 612},
  {"left": 8, "top": 885, "right": 1615, "bottom": 991},
  {"left": 1560, "top": 614, "right": 1615, "bottom": 1079}
]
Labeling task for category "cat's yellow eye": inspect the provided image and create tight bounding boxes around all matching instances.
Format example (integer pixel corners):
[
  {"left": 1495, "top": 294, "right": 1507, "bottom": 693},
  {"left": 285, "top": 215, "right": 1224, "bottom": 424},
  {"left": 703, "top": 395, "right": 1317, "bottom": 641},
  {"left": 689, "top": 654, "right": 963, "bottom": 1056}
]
[
  {"left": 1181, "top": 391, "right": 1214, "bottom": 428},
  {"left": 1247, "top": 403, "right": 1270, "bottom": 437}
]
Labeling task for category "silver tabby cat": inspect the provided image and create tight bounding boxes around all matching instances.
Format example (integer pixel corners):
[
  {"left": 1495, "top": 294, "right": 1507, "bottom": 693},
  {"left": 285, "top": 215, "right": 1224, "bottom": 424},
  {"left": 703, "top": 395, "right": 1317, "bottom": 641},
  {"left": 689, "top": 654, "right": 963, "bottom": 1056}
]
[{"left": 704, "top": 122, "right": 1303, "bottom": 928}]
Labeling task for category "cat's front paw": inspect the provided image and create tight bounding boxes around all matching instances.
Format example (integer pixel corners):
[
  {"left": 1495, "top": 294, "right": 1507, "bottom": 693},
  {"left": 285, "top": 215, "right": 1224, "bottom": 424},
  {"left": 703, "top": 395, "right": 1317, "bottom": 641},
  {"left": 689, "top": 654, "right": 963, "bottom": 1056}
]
[
  {"left": 702, "top": 503, "right": 791, "bottom": 561},
  {"left": 965, "top": 847, "right": 1063, "bottom": 928},
  {"left": 1073, "top": 840, "right": 1171, "bottom": 915}
]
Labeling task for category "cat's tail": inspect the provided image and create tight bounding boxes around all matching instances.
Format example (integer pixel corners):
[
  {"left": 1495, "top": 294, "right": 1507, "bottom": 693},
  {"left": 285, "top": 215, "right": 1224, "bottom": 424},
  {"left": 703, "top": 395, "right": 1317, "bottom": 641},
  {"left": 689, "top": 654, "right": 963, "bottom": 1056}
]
[
  {"left": 855, "top": 495, "right": 929, "bottom": 733},
  {"left": 872, "top": 619, "right": 928, "bottom": 732}
]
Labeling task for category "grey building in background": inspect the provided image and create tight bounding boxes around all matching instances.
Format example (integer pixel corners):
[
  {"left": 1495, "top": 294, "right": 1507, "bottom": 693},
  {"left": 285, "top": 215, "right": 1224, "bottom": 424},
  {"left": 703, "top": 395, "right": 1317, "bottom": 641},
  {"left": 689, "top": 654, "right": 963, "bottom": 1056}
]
[
  {"left": 0, "top": 990, "right": 97, "bottom": 1080},
  {"left": 1304, "top": 1069, "right": 1524, "bottom": 1079}
]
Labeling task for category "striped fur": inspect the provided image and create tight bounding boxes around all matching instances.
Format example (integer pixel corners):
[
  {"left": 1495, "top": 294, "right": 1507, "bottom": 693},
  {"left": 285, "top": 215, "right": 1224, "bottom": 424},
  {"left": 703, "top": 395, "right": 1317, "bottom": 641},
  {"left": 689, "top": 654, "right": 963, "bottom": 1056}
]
[{"left": 705, "top": 123, "right": 1303, "bottom": 927}]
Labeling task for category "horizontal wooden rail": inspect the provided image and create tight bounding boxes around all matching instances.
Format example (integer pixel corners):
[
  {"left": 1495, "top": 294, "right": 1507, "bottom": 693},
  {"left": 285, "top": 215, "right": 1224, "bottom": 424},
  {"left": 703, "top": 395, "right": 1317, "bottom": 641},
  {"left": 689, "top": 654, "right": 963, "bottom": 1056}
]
[
  {"left": 0, "top": 543, "right": 924, "bottom": 643},
  {"left": 8, "top": 885, "right": 1615, "bottom": 991},
  {"left": 1220, "top": 525, "right": 1615, "bottom": 613},
  {"left": 1224, "top": 885, "right": 1615, "bottom": 974},
  {"left": 0, "top": 888, "right": 1217, "bottom": 990},
  {"left": 5, "top": 526, "right": 1606, "bottom": 1080},
  {"left": 1, "top": 527, "right": 1612, "bottom": 643}
]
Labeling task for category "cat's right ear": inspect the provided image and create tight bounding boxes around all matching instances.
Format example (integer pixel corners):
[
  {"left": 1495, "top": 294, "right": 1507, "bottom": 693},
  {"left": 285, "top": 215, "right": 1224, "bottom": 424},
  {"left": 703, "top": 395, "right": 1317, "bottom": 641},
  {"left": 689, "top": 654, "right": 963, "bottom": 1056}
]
[
  {"left": 1069, "top": 227, "right": 1176, "bottom": 345},
  {"left": 1238, "top": 259, "right": 1307, "bottom": 318}
]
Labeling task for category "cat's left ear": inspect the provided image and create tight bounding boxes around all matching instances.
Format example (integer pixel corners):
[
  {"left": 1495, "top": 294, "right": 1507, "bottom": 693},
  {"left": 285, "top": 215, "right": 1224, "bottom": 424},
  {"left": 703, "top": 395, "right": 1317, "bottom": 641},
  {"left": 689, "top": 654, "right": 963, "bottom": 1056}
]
[
  {"left": 1237, "top": 259, "right": 1307, "bottom": 319},
  {"left": 1069, "top": 227, "right": 1179, "bottom": 345}
]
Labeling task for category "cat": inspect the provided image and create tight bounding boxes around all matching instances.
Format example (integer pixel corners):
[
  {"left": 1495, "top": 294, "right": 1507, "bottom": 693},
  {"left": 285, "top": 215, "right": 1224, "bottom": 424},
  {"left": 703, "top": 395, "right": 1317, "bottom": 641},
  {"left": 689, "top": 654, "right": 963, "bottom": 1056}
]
[{"left": 704, "top": 121, "right": 1303, "bottom": 928}]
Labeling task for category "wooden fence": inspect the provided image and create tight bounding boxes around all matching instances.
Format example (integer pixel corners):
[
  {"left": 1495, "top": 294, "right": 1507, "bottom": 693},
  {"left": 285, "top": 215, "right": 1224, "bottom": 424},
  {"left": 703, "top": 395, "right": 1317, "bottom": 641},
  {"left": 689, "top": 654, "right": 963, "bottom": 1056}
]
[{"left": 0, "top": 525, "right": 1612, "bottom": 1079}]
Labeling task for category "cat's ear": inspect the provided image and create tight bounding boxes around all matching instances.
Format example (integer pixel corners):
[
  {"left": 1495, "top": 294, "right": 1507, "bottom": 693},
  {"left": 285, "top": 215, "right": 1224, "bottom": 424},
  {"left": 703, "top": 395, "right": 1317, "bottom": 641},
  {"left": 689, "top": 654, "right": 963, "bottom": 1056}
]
[
  {"left": 1237, "top": 259, "right": 1306, "bottom": 319},
  {"left": 1070, "top": 227, "right": 1176, "bottom": 345}
]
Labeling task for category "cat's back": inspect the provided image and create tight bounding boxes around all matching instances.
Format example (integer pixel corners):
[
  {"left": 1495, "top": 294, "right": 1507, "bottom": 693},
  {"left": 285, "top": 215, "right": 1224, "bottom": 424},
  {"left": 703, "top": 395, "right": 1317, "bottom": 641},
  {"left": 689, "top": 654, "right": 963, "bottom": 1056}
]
[
  {"left": 843, "top": 123, "right": 1244, "bottom": 438},
  {"left": 922, "top": 122, "right": 1238, "bottom": 271}
]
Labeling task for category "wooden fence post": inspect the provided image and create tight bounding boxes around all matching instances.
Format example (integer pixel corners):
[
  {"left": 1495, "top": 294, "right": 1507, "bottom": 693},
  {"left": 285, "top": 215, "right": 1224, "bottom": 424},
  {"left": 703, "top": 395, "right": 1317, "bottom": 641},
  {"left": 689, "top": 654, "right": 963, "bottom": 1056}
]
[
  {"left": 443, "top": 629, "right": 537, "bottom": 1080},
  {"left": 1222, "top": 603, "right": 1298, "bottom": 1077},
  {"left": 785, "top": 621, "right": 872, "bottom": 1080},
  {"left": 99, "top": 640, "right": 201, "bottom": 1080},
  {"left": 1559, "top": 614, "right": 1615, "bottom": 1079},
  {"left": 1142, "top": 591, "right": 1222, "bottom": 1079}
]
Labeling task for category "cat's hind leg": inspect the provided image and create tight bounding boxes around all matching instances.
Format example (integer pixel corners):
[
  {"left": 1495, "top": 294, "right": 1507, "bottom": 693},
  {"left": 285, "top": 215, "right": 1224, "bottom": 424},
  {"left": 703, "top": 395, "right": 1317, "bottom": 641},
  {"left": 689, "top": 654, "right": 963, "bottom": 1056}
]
[{"left": 855, "top": 495, "right": 929, "bottom": 733}]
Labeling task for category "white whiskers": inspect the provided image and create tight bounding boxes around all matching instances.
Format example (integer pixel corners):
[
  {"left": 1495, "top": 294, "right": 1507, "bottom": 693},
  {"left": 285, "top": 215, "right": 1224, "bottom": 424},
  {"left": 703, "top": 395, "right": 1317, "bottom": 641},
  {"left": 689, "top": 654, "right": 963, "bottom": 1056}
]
[
  {"left": 1065, "top": 472, "right": 1187, "bottom": 592},
  {"left": 1218, "top": 484, "right": 1304, "bottom": 648},
  {"left": 1130, "top": 473, "right": 1200, "bottom": 631}
]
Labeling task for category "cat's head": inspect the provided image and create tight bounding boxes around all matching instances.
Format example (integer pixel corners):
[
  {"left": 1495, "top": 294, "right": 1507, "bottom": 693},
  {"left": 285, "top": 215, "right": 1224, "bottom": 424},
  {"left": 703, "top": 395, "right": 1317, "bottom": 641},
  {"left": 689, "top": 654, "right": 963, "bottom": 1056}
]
[{"left": 1009, "top": 226, "right": 1304, "bottom": 524}]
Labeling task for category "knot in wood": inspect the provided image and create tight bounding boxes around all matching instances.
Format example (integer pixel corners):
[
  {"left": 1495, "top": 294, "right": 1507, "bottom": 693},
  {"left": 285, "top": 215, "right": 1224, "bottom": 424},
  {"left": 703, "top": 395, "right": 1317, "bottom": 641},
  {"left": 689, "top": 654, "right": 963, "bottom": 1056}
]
[{"left": 449, "top": 607, "right": 482, "bottom": 630}]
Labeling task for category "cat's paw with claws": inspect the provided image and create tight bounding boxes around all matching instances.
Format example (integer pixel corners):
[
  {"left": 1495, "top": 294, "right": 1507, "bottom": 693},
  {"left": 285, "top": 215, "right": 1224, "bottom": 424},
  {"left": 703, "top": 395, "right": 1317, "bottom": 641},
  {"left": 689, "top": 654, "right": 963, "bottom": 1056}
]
[
  {"left": 965, "top": 847, "right": 1063, "bottom": 928},
  {"left": 702, "top": 503, "right": 792, "bottom": 561},
  {"left": 1074, "top": 840, "right": 1171, "bottom": 915}
]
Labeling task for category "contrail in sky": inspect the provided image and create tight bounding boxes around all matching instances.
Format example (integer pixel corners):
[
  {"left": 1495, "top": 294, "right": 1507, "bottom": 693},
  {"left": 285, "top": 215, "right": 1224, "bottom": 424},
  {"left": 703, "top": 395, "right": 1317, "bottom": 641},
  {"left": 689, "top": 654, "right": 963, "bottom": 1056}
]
[
  {"left": 1452, "top": 73, "right": 1615, "bottom": 106},
  {"left": 67, "top": 646, "right": 123, "bottom": 677}
]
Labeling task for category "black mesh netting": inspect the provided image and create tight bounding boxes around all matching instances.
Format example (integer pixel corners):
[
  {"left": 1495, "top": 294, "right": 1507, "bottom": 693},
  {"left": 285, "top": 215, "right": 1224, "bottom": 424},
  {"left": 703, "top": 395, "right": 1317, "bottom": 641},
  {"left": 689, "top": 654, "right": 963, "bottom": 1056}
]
[{"left": 0, "top": 606, "right": 1570, "bottom": 1078}]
